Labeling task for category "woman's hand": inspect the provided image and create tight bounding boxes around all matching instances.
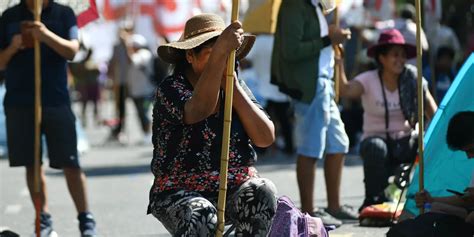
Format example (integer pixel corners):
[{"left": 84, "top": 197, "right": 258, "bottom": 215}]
[
  {"left": 415, "top": 190, "right": 433, "bottom": 208},
  {"left": 213, "top": 21, "right": 243, "bottom": 56}
]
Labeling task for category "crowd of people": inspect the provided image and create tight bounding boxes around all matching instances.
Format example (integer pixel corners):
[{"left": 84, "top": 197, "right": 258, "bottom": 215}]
[{"left": 1, "top": 0, "right": 473, "bottom": 236}]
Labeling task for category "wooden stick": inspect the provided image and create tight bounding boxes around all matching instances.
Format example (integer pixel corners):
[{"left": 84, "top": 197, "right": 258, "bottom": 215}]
[
  {"left": 333, "top": 6, "right": 341, "bottom": 103},
  {"left": 33, "top": 0, "right": 43, "bottom": 236},
  {"left": 415, "top": 0, "right": 425, "bottom": 214},
  {"left": 216, "top": 1, "right": 239, "bottom": 236}
]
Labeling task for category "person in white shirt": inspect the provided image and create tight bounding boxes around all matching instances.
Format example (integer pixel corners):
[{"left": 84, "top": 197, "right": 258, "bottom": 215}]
[{"left": 126, "top": 34, "right": 155, "bottom": 143}]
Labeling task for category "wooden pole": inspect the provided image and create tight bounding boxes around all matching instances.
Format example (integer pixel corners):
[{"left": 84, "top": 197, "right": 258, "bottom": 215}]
[
  {"left": 415, "top": 0, "right": 425, "bottom": 214},
  {"left": 216, "top": 1, "right": 239, "bottom": 236},
  {"left": 333, "top": 5, "right": 341, "bottom": 103},
  {"left": 33, "top": 0, "right": 43, "bottom": 236}
]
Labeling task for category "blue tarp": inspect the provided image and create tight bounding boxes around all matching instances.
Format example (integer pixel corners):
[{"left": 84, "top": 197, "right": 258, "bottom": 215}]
[{"left": 404, "top": 53, "right": 474, "bottom": 216}]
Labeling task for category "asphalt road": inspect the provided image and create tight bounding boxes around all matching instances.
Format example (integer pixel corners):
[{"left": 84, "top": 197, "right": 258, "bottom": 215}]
[{"left": 0, "top": 101, "right": 390, "bottom": 236}]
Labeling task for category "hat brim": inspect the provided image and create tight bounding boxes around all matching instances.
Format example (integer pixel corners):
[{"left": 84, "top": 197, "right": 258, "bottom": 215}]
[
  {"left": 367, "top": 43, "right": 417, "bottom": 59},
  {"left": 158, "top": 32, "right": 256, "bottom": 64}
]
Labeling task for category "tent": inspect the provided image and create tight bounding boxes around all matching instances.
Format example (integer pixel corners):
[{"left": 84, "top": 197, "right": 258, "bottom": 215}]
[{"left": 404, "top": 53, "right": 474, "bottom": 216}]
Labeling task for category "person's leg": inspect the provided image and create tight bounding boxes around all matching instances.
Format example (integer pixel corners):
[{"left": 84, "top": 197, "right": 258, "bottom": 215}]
[
  {"left": 324, "top": 153, "right": 344, "bottom": 212},
  {"left": 43, "top": 107, "right": 88, "bottom": 212},
  {"left": 359, "top": 137, "right": 390, "bottom": 210},
  {"left": 112, "top": 84, "right": 127, "bottom": 136},
  {"left": 26, "top": 166, "right": 49, "bottom": 213},
  {"left": 132, "top": 97, "right": 151, "bottom": 134},
  {"left": 5, "top": 107, "right": 49, "bottom": 211},
  {"left": 323, "top": 87, "right": 352, "bottom": 218},
  {"left": 297, "top": 155, "right": 317, "bottom": 213},
  {"left": 150, "top": 190, "right": 217, "bottom": 237},
  {"left": 63, "top": 168, "right": 89, "bottom": 213},
  {"left": 293, "top": 79, "right": 328, "bottom": 214},
  {"left": 5, "top": 107, "right": 57, "bottom": 235},
  {"left": 42, "top": 106, "right": 96, "bottom": 235},
  {"left": 227, "top": 178, "right": 277, "bottom": 237}
]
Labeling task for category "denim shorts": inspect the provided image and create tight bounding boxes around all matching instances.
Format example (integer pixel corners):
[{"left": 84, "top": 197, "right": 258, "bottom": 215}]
[{"left": 293, "top": 77, "right": 349, "bottom": 159}]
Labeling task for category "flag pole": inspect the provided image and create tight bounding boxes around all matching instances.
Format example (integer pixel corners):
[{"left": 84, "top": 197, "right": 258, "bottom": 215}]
[
  {"left": 415, "top": 0, "right": 425, "bottom": 214},
  {"left": 33, "top": 0, "right": 43, "bottom": 236},
  {"left": 216, "top": 0, "right": 239, "bottom": 236}
]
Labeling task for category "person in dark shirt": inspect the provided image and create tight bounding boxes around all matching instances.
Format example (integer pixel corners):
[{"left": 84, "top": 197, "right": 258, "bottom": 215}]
[
  {"left": 0, "top": 0, "right": 97, "bottom": 236},
  {"left": 148, "top": 13, "right": 277, "bottom": 236}
]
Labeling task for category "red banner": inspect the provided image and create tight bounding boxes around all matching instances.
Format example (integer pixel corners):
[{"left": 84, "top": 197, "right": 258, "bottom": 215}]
[{"left": 77, "top": 0, "right": 99, "bottom": 28}]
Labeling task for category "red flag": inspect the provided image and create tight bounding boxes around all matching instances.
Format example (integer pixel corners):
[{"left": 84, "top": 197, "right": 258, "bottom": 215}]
[{"left": 77, "top": 0, "right": 99, "bottom": 28}]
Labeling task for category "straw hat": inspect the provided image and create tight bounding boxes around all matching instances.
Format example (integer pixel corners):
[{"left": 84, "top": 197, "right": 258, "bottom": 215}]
[
  {"left": 157, "top": 13, "right": 255, "bottom": 64},
  {"left": 367, "top": 29, "right": 416, "bottom": 59}
]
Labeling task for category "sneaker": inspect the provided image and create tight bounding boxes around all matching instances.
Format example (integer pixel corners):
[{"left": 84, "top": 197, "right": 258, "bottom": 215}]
[
  {"left": 311, "top": 209, "right": 342, "bottom": 228},
  {"left": 78, "top": 212, "right": 97, "bottom": 237},
  {"left": 325, "top": 205, "right": 359, "bottom": 220},
  {"left": 31, "top": 212, "right": 58, "bottom": 237}
]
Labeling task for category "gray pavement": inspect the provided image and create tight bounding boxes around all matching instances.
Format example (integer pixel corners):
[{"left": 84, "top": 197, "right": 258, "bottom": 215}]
[{"left": 0, "top": 101, "right": 390, "bottom": 236}]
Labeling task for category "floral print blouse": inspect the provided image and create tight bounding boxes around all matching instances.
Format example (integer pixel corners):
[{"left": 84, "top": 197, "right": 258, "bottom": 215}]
[{"left": 148, "top": 73, "right": 264, "bottom": 202}]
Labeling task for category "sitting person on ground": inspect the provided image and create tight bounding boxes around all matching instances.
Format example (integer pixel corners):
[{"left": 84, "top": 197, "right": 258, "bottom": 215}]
[
  {"left": 337, "top": 29, "right": 438, "bottom": 211},
  {"left": 415, "top": 111, "right": 474, "bottom": 221},
  {"left": 147, "top": 13, "right": 277, "bottom": 236},
  {"left": 387, "top": 111, "right": 474, "bottom": 237}
]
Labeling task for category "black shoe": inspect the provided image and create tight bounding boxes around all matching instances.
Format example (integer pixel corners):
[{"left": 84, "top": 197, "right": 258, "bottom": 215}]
[
  {"left": 311, "top": 210, "right": 343, "bottom": 228},
  {"left": 78, "top": 212, "right": 97, "bottom": 237}
]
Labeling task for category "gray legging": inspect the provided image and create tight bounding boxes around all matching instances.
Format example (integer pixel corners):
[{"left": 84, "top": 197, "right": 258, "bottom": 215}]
[
  {"left": 360, "top": 137, "right": 397, "bottom": 203},
  {"left": 150, "top": 178, "right": 277, "bottom": 237}
]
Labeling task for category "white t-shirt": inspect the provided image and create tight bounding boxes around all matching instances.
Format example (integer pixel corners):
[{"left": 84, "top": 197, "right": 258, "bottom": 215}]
[
  {"left": 354, "top": 70, "right": 412, "bottom": 139},
  {"left": 314, "top": 3, "right": 334, "bottom": 79},
  {"left": 127, "top": 48, "right": 155, "bottom": 98}
]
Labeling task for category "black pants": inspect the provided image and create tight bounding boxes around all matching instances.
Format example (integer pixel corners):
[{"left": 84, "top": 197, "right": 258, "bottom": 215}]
[
  {"left": 131, "top": 96, "right": 151, "bottom": 133},
  {"left": 112, "top": 84, "right": 127, "bottom": 136},
  {"left": 360, "top": 137, "right": 397, "bottom": 205},
  {"left": 265, "top": 101, "right": 293, "bottom": 152}
]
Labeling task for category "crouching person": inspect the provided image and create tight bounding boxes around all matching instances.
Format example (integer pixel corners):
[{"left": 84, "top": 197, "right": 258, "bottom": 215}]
[{"left": 146, "top": 14, "right": 277, "bottom": 237}]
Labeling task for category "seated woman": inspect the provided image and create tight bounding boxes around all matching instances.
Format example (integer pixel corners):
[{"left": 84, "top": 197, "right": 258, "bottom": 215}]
[
  {"left": 146, "top": 13, "right": 277, "bottom": 236},
  {"left": 337, "top": 29, "right": 438, "bottom": 211}
]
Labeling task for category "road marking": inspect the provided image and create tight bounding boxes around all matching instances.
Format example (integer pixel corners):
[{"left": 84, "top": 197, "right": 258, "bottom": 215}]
[{"left": 4, "top": 204, "right": 22, "bottom": 214}]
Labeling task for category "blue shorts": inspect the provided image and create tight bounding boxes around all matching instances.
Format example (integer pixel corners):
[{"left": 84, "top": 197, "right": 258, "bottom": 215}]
[{"left": 293, "top": 77, "right": 349, "bottom": 159}]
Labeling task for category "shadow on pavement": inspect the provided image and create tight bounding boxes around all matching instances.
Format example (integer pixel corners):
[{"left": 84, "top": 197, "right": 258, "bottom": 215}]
[{"left": 46, "top": 164, "right": 150, "bottom": 177}]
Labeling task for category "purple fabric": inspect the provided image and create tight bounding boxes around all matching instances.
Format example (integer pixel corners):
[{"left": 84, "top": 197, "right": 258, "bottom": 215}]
[{"left": 268, "top": 196, "right": 329, "bottom": 237}]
